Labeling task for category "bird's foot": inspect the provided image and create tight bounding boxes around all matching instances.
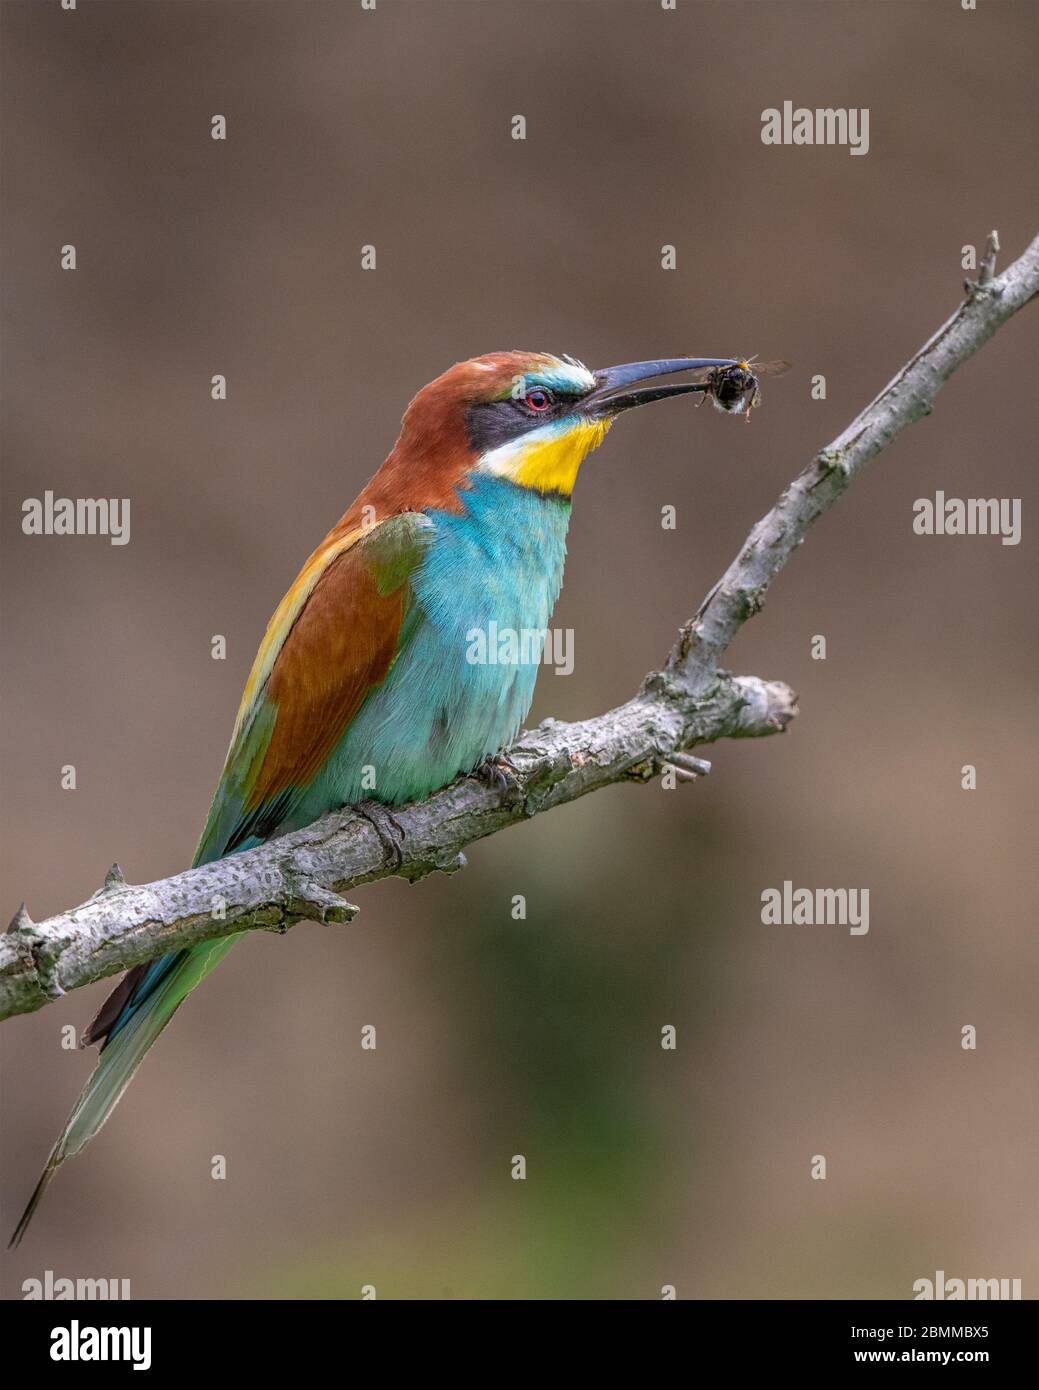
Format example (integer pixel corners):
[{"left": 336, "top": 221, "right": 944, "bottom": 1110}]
[
  {"left": 355, "top": 799, "right": 406, "bottom": 869},
  {"left": 473, "top": 750, "right": 523, "bottom": 796}
]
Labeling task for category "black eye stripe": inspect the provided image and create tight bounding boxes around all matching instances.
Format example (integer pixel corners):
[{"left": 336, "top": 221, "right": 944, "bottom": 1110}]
[{"left": 465, "top": 394, "right": 572, "bottom": 453}]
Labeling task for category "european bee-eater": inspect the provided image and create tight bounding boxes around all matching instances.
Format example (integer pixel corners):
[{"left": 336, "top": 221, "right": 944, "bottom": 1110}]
[{"left": 12, "top": 350, "right": 738, "bottom": 1244}]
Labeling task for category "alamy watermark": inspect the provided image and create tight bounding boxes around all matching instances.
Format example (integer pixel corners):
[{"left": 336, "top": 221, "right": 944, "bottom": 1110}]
[
  {"left": 761, "top": 881, "right": 869, "bottom": 936},
  {"left": 50, "top": 1320, "right": 151, "bottom": 1371},
  {"left": 914, "top": 1270, "right": 1022, "bottom": 1300},
  {"left": 913, "top": 492, "right": 1021, "bottom": 545},
  {"left": 23, "top": 1269, "right": 131, "bottom": 1299},
  {"left": 22, "top": 491, "right": 131, "bottom": 546},
  {"left": 465, "top": 622, "right": 574, "bottom": 676},
  {"left": 761, "top": 101, "right": 869, "bottom": 156}
]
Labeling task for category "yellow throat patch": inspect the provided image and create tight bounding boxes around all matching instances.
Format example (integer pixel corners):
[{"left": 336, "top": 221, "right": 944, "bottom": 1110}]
[{"left": 483, "top": 416, "right": 613, "bottom": 496}]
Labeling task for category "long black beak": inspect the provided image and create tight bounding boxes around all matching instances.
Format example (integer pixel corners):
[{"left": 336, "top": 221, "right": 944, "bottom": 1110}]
[{"left": 581, "top": 356, "right": 738, "bottom": 417}]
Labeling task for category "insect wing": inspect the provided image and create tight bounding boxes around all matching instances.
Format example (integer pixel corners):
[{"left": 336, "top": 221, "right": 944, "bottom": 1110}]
[{"left": 747, "top": 358, "right": 791, "bottom": 378}]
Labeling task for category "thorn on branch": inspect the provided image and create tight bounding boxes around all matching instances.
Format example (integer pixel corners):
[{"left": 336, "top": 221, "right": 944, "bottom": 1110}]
[
  {"left": 667, "top": 752, "right": 713, "bottom": 779},
  {"left": 965, "top": 229, "right": 1002, "bottom": 299},
  {"left": 626, "top": 751, "right": 712, "bottom": 784},
  {"left": 88, "top": 863, "right": 129, "bottom": 901},
  {"left": 6, "top": 902, "right": 33, "bottom": 934},
  {"left": 979, "top": 230, "right": 1000, "bottom": 285}
]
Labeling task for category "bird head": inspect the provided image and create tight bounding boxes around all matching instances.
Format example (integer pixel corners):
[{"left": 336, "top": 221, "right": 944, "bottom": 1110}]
[{"left": 389, "top": 350, "right": 740, "bottom": 502}]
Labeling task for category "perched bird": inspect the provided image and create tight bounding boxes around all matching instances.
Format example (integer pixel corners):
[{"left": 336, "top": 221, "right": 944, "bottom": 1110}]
[{"left": 11, "top": 350, "right": 736, "bottom": 1244}]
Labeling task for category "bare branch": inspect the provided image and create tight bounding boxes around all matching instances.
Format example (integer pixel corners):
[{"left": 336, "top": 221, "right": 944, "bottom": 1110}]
[
  {"left": 672, "top": 230, "right": 1038, "bottom": 693},
  {"left": 3, "top": 232, "right": 1037, "bottom": 1023}
]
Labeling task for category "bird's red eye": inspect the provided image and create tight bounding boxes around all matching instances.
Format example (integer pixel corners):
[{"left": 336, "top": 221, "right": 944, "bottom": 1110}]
[{"left": 525, "top": 388, "right": 552, "bottom": 411}]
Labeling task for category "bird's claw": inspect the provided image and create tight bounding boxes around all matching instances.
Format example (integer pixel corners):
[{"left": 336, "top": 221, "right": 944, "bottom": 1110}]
[
  {"left": 474, "top": 751, "right": 523, "bottom": 796},
  {"left": 355, "top": 799, "right": 406, "bottom": 869}
]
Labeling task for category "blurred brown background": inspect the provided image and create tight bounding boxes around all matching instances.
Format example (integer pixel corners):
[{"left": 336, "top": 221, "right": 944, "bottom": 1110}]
[{"left": 2, "top": 0, "right": 1037, "bottom": 1300}]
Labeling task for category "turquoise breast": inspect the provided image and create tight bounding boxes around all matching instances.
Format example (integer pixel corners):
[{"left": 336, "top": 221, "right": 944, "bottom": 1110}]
[{"left": 293, "top": 475, "right": 572, "bottom": 818}]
